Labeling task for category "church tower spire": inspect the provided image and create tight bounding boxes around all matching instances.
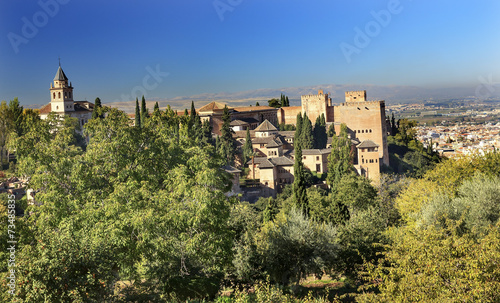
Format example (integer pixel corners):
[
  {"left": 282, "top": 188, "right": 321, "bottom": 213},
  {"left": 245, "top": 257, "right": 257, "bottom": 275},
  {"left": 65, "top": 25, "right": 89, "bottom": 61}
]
[{"left": 50, "top": 63, "right": 74, "bottom": 112}]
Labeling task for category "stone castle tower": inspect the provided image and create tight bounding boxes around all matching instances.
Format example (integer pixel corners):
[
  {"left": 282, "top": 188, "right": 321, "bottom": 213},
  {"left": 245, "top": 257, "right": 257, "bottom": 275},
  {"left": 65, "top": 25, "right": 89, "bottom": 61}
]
[{"left": 50, "top": 64, "right": 75, "bottom": 113}]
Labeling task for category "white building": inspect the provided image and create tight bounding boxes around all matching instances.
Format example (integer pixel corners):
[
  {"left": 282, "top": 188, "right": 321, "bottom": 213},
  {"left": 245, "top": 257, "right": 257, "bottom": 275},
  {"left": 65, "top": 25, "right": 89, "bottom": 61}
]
[{"left": 39, "top": 64, "right": 94, "bottom": 128}]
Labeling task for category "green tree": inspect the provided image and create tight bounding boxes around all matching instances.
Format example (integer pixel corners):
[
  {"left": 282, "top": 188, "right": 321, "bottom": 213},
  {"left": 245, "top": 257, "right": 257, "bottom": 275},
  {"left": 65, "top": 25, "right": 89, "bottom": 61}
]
[
  {"left": 294, "top": 112, "right": 303, "bottom": 150},
  {"left": 293, "top": 144, "right": 308, "bottom": 214},
  {"left": 301, "top": 114, "right": 314, "bottom": 149},
  {"left": 257, "top": 209, "right": 338, "bottom": 285},
  {"left": 285, "top": 96, "right": 290, "bottom": 107},
  {"left": 153, "top": 101, "right": 159, "bottom": 112},
  {"left": 140, "top": 95, "right": 147, "bottom": 126},
  {"left": 327, "top": 123, "right": 336, "bottom": 137},
  {"left": 256, "top": 101, "right": 260, "bottom": 106},
  {"left": 313, "top": 114, "right": 327, "bottom": 149},
  {"left": 242, "top": 128, "right": 253, "bottom": 167},
  {"left": 92, "top": 97, "right": 102, "bottom": 119},
  {"left": 134, "top": 97, "right": 141, "bottom": 128},
  {"left": 327, "top": 123, "right": 353, "bottom": 187},
  {"left": 219, "top": 105, "right": 235, "bottom": 165},
  {"left": 268, "top": 98, "right": 281, "bottom": 108}
]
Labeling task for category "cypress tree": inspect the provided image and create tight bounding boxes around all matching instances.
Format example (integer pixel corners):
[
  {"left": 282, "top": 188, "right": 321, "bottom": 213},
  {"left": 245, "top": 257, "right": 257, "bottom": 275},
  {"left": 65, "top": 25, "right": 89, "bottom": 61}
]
[
  {"left": 293, "top": 144, "right": 308, "bottom": 214},
  {"left": 220, "top": 105, "right": 236, "bottom": 165},
  {"left": 154, "top": 102, "right": 159, "bottom": 112},
  {"left": 301, "top": 114, "right": 314, "bottom": 149},
  {"left": 256, "top": 102, "right": 260, "bottom": 106},
  {"left": 190, "top": 101, "right": 196, "bottom": 122},
  {"left": 314, "top": 115, "right": 327, "bottom": 149},
  {"left": 327, "top": 123, "right": 336, "bottom": 137},
  {"left": 140, "top": 95, "right": 147, "bottom": 126},
  {"left": 294, "top": 112, "right": 303, "bottom": 150},
  {"left": 92, "top": 97, "right": 102, "bottom": 119},
  {"left": 285, "top": 96, "right": 289, "bottom": 107},
  {"left": 391, "top": 112, "right": 397, "bottom": 135},
  {"left": 242, "top": 128, "right": 253, "bottom": 166},
  {"left": 263, "top": 197, "right": 279, "bottom": 222},
  {"left": 135, "top": 98, "right": 141, "bottom": 128},
  {"left": 326, "top": 123, "right": 353, "bottom": 188},
  {"left": 202, "top": 119, "right": 213, "bottom": 146}
]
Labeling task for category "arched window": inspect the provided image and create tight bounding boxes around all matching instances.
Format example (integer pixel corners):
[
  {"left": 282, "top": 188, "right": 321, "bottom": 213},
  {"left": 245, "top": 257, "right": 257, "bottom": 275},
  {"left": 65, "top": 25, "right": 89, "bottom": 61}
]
[
  {"left": 53, "top": 93, "right": 55, "bottom": 99},
  {"left": 56, "top": 106, "right": 59, "bottom": 110},
  {"left": 58, "top": 92, "right": 61, "bottom": 98}
]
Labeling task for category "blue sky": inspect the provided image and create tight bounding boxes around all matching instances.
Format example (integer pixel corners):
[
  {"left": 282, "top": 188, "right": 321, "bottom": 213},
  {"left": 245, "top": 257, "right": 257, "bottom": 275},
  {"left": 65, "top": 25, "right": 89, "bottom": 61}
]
[{"left": 1, "top": 0, "right": 499, "bottom": 106}]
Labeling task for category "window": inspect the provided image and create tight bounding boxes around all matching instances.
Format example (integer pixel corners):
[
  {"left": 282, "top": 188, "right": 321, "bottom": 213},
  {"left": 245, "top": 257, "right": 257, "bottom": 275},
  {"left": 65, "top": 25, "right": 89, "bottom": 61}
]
[
  {"left": 56, "top": 106, "right": 59, "bottom": 110},
  {"left": 260, "top": 143, "right": 265, "bottom": 148},
  {"left": 303, "top": 156, "right": 306, "bottom": 160},
  {"left": 58, "top": 92, "right": 61, "bottom": 98},
  {"left": 362, "top": 130, "right": 364, "bottom": 133},
  {"left": 316, "top": 164, "right": 321, "bottom": 172},
  {"left": 53, "top": 93, "right": 55, "bottom": 99},
  {"left": 362, "top": 159, "right": 364, "bottom": 164},
  {"left": 369, "top": 129, "right": 372, "bottom": 133},
  {"left": 316, "top": 156, "right": 319, "bottom": 161}
]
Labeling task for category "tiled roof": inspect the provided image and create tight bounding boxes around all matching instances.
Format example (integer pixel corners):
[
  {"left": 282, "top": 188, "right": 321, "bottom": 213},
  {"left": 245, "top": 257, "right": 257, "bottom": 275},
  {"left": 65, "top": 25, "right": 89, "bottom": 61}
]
[
  {"left": 357, "top": 140, "right": 379, "bottom": 148},
  {"left": 255, "top": 119, "right": 278, "bottom": 132},
  {"left": 39, "top": 103, "right": 52, "bottom": 114},
  {"left": 233, "top": 105, "right": 276, "bottom": 112},
  {"left": 292, "top": 148, "right": 331, "bottom": 155},
  {"left": 230, "top": 119, "right": 248, "bottom": 126},
  {"left": 269, "top": 157, "right": 294, "bottom": 166},
  {"left": 54, "top": 66, "right": 68, "bottom": 81},
  {"left": 198, "top": 101, "right": 228, "bottom": 112},
  {"left": 223, "top": 165, "right": 241, "bottom": 174},
  {"left": 257, "top": 159, "right": 275, "bottom": 169},
  {"left": 266, "top": 138, "right": 282, "bottom": 148}
]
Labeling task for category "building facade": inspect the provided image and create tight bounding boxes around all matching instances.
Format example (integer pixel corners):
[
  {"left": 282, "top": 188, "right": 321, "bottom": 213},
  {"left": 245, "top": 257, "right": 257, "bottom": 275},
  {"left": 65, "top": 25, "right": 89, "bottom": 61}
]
[{"left": 39, "top": 65, "right": 94, "bottom": 127}]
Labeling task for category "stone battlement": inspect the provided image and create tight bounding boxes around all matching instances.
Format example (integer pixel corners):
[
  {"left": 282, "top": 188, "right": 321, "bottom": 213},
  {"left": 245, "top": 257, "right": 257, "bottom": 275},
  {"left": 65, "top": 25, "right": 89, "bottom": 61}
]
[
  {"left": 340, "top": 100, "right": 384, "bottom": 106},
  {"left": 345, "top": 90, "right": 367, "bottom": 102}
]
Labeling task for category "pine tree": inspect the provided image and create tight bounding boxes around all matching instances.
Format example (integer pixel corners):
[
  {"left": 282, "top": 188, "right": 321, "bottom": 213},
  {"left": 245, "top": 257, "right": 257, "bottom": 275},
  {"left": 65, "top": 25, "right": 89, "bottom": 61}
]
[
  {"left": 242, "top": 128, "right": 253, "bottom": 166},
  {"left": 134, "top": 98, "right": 141, "bottom": 128},
  {"left": 92, "top": 97, "right": 102, "bottom": 119},
  {"left": 294, "top": 112, "right": 303, "bottom": 150},
  {"left": 293, "top": 144, "right": 308, "bottom": 214},
  {"left": 327, "top": 123, "right": 353, "bottom": 188},
  {"left": 301, "top": 114, "right": 314, "bottom": 149},
  {"left": 140, "top": 95, "right": 147, "bottom": 126}
]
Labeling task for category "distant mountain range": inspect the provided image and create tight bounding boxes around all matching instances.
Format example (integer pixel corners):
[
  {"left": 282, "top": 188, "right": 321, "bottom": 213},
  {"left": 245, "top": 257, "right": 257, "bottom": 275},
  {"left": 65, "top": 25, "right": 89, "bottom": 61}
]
[{"left": 30, "top": 83, "right": 500, "bottom": 113}]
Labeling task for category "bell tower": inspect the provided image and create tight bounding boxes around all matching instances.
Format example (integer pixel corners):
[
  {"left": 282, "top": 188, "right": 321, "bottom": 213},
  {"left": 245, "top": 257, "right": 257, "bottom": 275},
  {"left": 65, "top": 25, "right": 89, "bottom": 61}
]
[{"left": 50, "top": 63, "right": 74, "bottom": 113}]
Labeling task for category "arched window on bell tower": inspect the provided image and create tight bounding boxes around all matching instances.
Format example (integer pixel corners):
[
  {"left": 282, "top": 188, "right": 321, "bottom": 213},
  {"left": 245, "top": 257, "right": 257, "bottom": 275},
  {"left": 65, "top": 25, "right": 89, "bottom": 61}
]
[{"left": 58, "top": 92, "right": 61, "bottom": 99}]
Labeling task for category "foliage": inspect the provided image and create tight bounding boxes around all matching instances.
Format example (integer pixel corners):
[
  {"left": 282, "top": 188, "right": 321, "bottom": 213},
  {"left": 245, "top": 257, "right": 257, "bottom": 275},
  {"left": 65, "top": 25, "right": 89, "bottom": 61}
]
[
  {"left": 242, "top": 129, "right": 253, "bottom": 167},
  {"left": 257, "top": 209, "right": 338, "bottom": 285},
  {"left": 91, "top": 97, "right": 103, "bottom": 119},
  {"left": 326, "top": 123, "right": 353, "bottom": 187},
  {"left": 219, "top": 105, "right": 236, "bottom": 165},
  {"left": 418, "top": 173, "right": 500, "bottom": 236},
  {"left": 359, "top": 221, "right": 500, "bottom": 303},
  {"left": 3, "top": 106, "right": 234, "bottom": 301},
  {"left": 313, "top": 114, "right": 327, "bottom": 149},
  {"left": 140, "top": 95, "right": 147, "bottom": 126},
  {"left": 294, "top": 113, "right": 303, "bottom": 150},
  {"left": 293, "top": 145, "right": 308, "bottom": 214},
  {"left": 134, "top": 97, "right": 141, "bottom": 127},
  {"left": 301, "top": 115, "right": 314, "bottom": 150}
]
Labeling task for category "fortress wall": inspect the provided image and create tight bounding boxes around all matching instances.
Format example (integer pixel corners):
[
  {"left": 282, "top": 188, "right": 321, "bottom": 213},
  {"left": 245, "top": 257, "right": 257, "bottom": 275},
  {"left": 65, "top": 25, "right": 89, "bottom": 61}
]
[
  {"left": 278, "top": 106, "right": 301, "bottom": 125},
  {"left": 334, "top": 101, "right": 389, "bottom": 165}
]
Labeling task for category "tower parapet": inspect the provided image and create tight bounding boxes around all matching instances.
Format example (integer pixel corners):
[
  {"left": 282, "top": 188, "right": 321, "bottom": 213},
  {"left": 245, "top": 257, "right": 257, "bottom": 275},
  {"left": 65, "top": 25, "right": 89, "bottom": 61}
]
[{"left": 345, "top": 90, "right": 366, "bottom": 102}]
